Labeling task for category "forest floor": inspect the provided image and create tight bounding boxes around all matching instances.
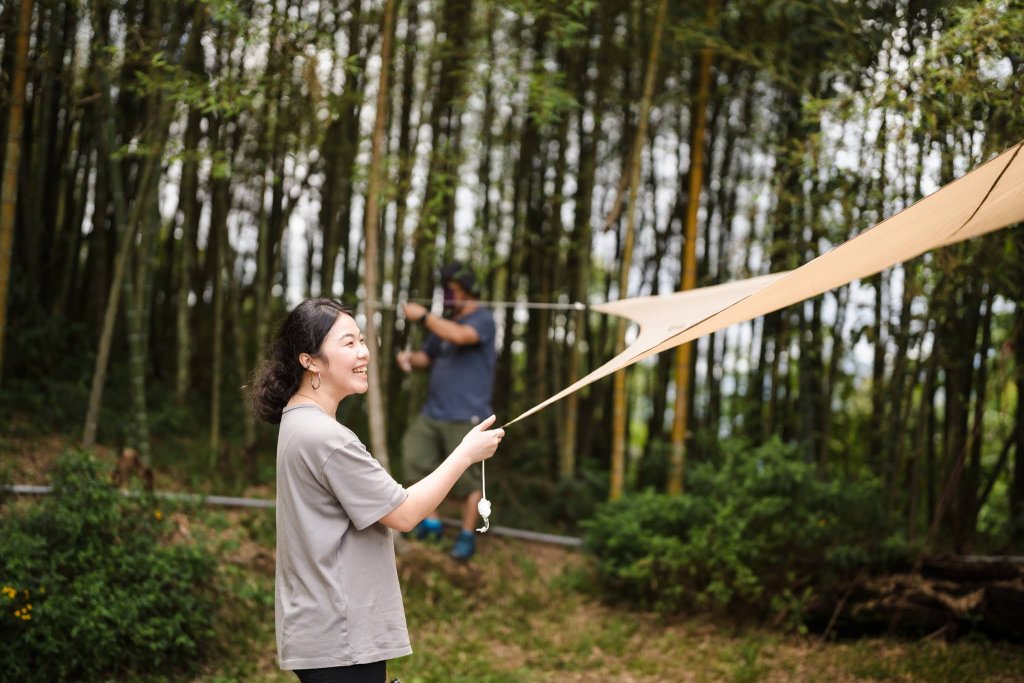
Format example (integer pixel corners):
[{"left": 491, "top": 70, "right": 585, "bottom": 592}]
[
  {"left": 4, "top": 432, "right": 1024, "bottom": 683},
  {"left": 207, "top": 531, "right": 1024, "bottom": 683}
]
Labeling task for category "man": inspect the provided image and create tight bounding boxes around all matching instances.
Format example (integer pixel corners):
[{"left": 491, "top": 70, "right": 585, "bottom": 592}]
[{"left": 396, "top": 262, "right": 497, "bottom": 561}]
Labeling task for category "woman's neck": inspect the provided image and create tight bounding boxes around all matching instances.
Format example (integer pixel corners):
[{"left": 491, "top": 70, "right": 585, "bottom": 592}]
[{"left": 288, "top": 382, "right": 340, "bottom": 416}]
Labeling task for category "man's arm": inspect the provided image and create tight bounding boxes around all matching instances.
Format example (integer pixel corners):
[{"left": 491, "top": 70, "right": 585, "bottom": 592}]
[
  {"left": 423, "top": 312, "right": 480, "bottom": 345},
  {"left": 396, "top": 349, "right": 431, "bottom": 373},
  {"left": 403, "top": 302, "right": 480, "bottom": 346}
]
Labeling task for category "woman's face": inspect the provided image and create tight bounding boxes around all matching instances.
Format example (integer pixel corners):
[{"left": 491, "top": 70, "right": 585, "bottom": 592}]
[{"left": 315, "top": 313, "right": 369, "bottom": 399}]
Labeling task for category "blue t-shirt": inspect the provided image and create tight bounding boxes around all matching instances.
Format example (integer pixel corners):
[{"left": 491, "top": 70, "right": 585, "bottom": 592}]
[{"left": 421, "top": 307, "right": 496, "bottom": 422}]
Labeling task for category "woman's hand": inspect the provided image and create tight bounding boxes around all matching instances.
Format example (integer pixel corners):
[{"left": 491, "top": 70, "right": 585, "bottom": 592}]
[
  {"left": 380, "top": 415, "right": 505, "bottom": 533},
  {"left": 455, "top": 415, "right": 505, "bottom": 465}
]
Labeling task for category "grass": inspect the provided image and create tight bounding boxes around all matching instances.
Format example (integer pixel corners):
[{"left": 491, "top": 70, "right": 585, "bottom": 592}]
[
  {"left": 196, "top": 523, "right": 1024, "bottom": 683},
  {"left": 5, "top": 433, "right": 1024, "bottom": 682}
]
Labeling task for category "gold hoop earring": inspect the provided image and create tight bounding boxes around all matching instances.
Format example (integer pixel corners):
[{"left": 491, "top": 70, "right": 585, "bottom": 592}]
[{"left": 311, "top": 371, "right": 322, "bottom": 390}]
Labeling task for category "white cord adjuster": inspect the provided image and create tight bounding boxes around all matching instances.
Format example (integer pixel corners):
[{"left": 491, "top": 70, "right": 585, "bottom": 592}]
[{"left": 477, "top": 460, "right": 491, "bottom": 533}]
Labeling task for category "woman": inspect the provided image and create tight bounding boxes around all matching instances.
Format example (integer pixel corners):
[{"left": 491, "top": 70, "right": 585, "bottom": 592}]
[{"left": 250, "top": 299, "right": 504, "bottom": 683}]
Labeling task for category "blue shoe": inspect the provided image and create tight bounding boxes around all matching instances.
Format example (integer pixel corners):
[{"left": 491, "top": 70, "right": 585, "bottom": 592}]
[
  {"left": 450, "top": 529, "right": 476, "bottom": 561},
  {"left": 412, "top": 518, "right": 443, "bottom": 542}
]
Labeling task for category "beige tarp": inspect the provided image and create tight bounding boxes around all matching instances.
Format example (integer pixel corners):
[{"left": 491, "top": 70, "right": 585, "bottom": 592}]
[{"left": 505, "top": 139, "right": 1024, "bottom": 427}]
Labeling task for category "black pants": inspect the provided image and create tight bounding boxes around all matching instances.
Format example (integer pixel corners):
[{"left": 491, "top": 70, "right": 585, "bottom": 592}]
[{"left": 294, "top": 660, "right": 388, "bottom": 683}]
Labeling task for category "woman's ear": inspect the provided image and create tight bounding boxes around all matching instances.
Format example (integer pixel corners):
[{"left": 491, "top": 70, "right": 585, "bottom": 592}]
[{"left": 298, "top": 352, "right": 315, "bottom": 371}]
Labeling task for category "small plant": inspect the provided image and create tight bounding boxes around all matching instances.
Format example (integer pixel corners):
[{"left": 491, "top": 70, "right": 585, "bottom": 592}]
[{"left": 0, "top": 451, "right": 219, "bottom": 681}]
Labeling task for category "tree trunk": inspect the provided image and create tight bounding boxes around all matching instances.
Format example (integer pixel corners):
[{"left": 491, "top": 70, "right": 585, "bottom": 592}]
[
  {"left": 320, "top": 2, "right": 365, "bottom": 302},
  {"left": 52, "top": 117, "right": 90, "bottom": 317},
  {"left": 941, "top": 261, "right": 981, "bottom": 551},
  {"left": 0, "top": 0, "right": 33, "bottom": 383},
  {"left": 909, "top": 342, "right": 938, "bottom": 541},
  {"left": 40, "top": 3, "right": 76, "bottom": 315},
  {"left": 703, "top": 75, "right": 740, "bottom": 447},
  {"left": 1012, "top": 294, "right": 1024, "bottom": 546},
  {"left": 408, "top": 0, "right": 474, "bottom": 307},
  {"left": 227, "top": 263, "right": 256, "bottom": 455},
  {"left": 362, "top": 0, "right": 398, "bottom": 470},
  {"left": 82, "top": 8, "right": 137, "bottom": 448},
  {"left": 175, "top": 3, "right": 206, "bottom": 407},
  {"left": 209, "top": 195, "right": 225, "bottom": 458},
  {"left": 384, "top": 0, "right": 420, "bottom": 439},
  {"left": 560, "top": 6, "right": 609, "bottom": 481},
  {"left": 668, "top": 0, "right": 713, "bottom": 495},
  {"left": 610, "top": 0, "right": 668, "bottom": 500},
  {"left": 404, "top": 0, "right": 475, "bottom": 421},
  {"left": 206, "top": 100, "right": 234, "bottom": 458},
  {"left": 960, "top": 287, "right": 994, "bottom": 549}
]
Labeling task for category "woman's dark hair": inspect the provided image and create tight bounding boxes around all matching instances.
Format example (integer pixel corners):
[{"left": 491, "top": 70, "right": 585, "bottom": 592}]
[{"left": 249, "top": 298, "right": 355, "bottom": 424}]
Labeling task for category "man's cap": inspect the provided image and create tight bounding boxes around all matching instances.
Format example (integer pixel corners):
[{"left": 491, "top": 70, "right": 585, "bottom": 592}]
[{"left": 440, "top": 261, "right": 479, "bottom": 296}]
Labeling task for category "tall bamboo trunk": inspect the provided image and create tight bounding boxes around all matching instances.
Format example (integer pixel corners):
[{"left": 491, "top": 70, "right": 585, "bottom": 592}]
[
  {"left": 53, "top": 122, "right": 91, "bottom": 317},
  {"left": 375, "top": 0, "right": 404, "bottom": 418},
  {"left": 174, "top": 7, "right": 206, "bottom": 406},
  {"left": 908, "top": 342, "right": 938, "bottom": 541},
  {"left": 959, "top": 287, "right": 994, "bottom": 550},
  {"left": 0, "top": 0, "right": 34, "bottom": 383},
  {"left": 523, "top": 42, "right": 551, "bottom": 418},
  {"left": 942, "top": 264, "right": 981, "bottom": 551},
  {"left": 1011, "top": 294, "right": 1024, "bottom": 546},
  {"left": 27, "top": 0, "right": 70, "bottom": 306},
  {"left": 175, "top": 108, "right": 200, "bottom": 407},
  {"left": 228, "top": 261, "right": 256, "bottom": 453},
  {"left": 609, "top": 0, "right": 669, "bottom": 500},
  {"left": 560, "top": 9, "right": 605, "bottom": 480},
  {"left": 206, "top": 104, "right": 233, "bottom": 462},
  {"left": 668, "top": 0, "right": 713, "bottom": 495},
  {"left": 404, "top": 0, "right": 475, "bottom": 422},
  {"left": 362, "top": 0, "right": 398, "bottom": 470},
  {"left": 46, "top": 3, "right": 82, "bottom": 316},
  {"left": 82, "top": 7, "right": 137, "bottom": 448},
  {"left": 703, "top": 85, "right": 739, "bottom": 446},
  {"left": 209, "top": 203, "right": 225, "bottom": 458},
  {"left": 384, "top": 0, "right": 420, "bottom": 438},
  {"left": 124, "top": 174, "right": 161, "bottom": 468},
  {"left": 884, "top": 262, "right": 917, "bottom": 500}
]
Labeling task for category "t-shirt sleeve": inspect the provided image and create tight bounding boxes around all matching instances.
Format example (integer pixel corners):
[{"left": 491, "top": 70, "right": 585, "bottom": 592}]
[
  {"left": 318, "top": 432, "right": 408, "bottom": 531},
  {"left": 422, "top": 333, "right": 441, "bottom": 359},
  {"left": 465, "top": 310, "right": 495, "bottom": 346}
]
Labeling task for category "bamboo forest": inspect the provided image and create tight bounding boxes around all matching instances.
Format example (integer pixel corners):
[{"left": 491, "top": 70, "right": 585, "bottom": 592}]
[{"left": 2, "top": 0, "right": 1023, "bottom": 680}]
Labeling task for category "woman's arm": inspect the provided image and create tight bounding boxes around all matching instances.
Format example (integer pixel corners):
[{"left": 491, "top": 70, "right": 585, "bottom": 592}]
[{"left": 379, "top": 415, "right": 503, "bottom": 532}]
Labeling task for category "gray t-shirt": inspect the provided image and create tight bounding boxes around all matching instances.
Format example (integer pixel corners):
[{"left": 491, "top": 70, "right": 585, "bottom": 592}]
[{"left": 275, "top": 404, "right": 412, "bottom": 669}]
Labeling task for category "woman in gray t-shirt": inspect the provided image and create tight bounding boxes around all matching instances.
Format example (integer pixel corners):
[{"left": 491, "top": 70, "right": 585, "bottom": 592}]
[{"left": 250, "top": 299, "right": 504, "bottom": 683}]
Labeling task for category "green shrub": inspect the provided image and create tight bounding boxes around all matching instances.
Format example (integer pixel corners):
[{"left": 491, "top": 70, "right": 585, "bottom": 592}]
[
  {"left": 0, "top": 452, "right": 218, "bottom": 681},
  {"left": 582, "top": 438, "right": 908, "bottom": 622}
]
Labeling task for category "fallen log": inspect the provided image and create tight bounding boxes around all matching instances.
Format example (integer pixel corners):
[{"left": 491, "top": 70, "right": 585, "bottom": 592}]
[{"left": 809, "top": 557, "right": 1024, "bottom": 641}]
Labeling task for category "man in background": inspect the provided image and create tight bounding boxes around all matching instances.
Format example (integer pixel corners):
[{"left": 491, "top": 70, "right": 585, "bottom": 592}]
[{"left": 396, "top": 262, "right": 497, "bottom": 561}]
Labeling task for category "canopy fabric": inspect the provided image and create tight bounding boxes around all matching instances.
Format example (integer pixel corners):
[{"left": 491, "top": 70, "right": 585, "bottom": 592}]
[{"left": 505, "top": 139, "right": 1024, "bottom": 427}]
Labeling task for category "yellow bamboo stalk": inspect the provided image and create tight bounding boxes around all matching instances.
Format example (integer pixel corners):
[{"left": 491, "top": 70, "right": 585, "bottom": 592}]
[
  {"left": 610, "top": 0, "right": 670, "bottom": 500},
  {"left": 669, "top": 0, "right": 716, "bottom": 496},
  {"left": 362, "top": 0, "right": 399, "bottom": 470},
  {"left": 0, "top": 0, "right": 34, "bottom": 383}
]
